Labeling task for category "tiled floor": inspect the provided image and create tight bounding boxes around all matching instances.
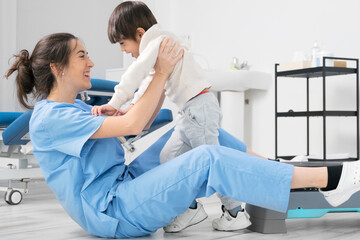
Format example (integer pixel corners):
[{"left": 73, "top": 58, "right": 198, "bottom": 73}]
[{"left": 1, "top": 180, "right": 360, "bottom": 240}]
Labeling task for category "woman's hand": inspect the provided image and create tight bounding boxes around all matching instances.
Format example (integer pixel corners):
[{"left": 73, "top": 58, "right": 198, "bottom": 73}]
[{"left": 154, "top": 38, "right": 184, "bottom": 78}]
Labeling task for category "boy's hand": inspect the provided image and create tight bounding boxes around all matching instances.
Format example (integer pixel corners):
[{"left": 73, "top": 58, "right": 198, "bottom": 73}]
[
  {"left": 91, "top": 104, "right": 116, "bottom": 116},
  {"left": 114, "top": 104, "right": 134, "bottom": 116}
]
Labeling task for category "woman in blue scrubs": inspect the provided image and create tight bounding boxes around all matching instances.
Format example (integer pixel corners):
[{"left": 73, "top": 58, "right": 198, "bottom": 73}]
[{"left": 6, "top": 33, "right": 360, "bottom": 238}]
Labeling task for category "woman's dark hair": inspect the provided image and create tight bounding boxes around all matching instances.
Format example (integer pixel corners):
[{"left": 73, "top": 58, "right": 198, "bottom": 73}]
[
  {"left": 108, "top": 1, "right": 157, "bottom": 43},
  {"left": 6, "top": 33, "right": 78, "bottom": 109}
]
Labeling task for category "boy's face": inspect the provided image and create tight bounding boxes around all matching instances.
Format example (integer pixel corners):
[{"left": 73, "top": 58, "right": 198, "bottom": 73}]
[{"left": 118, "top": 38, "right": 141, "bottom": 59}]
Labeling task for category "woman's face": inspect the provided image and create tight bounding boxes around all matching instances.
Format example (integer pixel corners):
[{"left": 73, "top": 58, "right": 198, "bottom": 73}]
[{"left": 63, "top": 39, "right": 94, "bottom": 92}]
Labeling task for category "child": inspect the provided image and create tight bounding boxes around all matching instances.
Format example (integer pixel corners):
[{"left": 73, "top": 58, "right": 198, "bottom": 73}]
[{"left": 92, "top": 1, "right": 250, "bottom": 233}]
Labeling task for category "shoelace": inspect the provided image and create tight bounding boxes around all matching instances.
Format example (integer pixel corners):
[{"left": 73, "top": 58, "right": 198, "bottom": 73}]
[{"left": 224, "top": 211, "right": 233, "bottom": 221}]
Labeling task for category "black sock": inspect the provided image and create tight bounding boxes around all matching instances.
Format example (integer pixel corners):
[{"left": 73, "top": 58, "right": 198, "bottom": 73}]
[
  {"left": 267, "top": 158, "right": 279, "bottom": 161},
  {"left": 321, "top": 165, "right": 343, "bottom": 191},
  {"left": 189, "top": 200, "right": 197, "bottom": 209}
]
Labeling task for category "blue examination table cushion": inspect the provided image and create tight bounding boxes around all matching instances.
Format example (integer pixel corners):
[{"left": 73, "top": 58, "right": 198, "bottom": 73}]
[{"left": 1, "top": 111, "right": 32, "bottom": 145}]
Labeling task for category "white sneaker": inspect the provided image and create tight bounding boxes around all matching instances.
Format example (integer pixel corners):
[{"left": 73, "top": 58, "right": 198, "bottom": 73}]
[
  {"left": 320, "top": 161, "right": 360, "bottom": 207},
  {"left": 163, "top": 202, "right": 208, "bottom": 233},
  {"left": 212, "top": 205, "right": 252, "bottom": 231}
]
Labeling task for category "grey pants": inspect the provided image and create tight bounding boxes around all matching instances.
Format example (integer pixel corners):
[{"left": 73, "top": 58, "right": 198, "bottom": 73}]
[{"left": 160, "top": 92, "right": 242, "bottom": 210}]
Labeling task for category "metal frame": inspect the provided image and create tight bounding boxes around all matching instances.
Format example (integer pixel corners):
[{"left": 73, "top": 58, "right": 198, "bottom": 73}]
[
  {"left": 275, "top": 57, "right": 359, "bottom": 161},
  {"left": 1, "top": 130, "right": 44, "bottom": 205}
]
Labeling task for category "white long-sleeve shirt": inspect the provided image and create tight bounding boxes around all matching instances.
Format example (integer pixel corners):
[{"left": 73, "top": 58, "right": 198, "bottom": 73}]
[{"left": 107, "top": 24, "right": 211, "bottom": 110}]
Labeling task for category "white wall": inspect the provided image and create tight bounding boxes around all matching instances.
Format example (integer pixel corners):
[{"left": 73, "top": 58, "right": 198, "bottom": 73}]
[
  {"left": 1, "top": 0, "right": 360, "bottom": 158},
  {"left": 0, "top": 0, "right": 18, "bottom": 111},
  {"left": 0, "top": 0, "right": 123, "bottom": 111},
  {"left": 144, "top": 0, "right": 360, "bottom": 158}
]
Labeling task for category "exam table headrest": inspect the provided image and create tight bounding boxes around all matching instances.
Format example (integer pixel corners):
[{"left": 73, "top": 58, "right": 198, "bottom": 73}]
[
  {"left": 78, "top": 78, "right": 119, "bottom": 106},
  {"left": 89, "top": 78, "right": 118, "bottom": 92},
  {"left": 1, "top": 110, "right": 32, "bottom": 145},
  {"left": 0, "top": 112, "right": 23, "bottom": 128}
]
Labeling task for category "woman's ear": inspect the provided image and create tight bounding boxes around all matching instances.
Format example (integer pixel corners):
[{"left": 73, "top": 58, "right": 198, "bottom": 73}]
[{"left": 49, "top": 63, "right": 62, "bottom": 77}]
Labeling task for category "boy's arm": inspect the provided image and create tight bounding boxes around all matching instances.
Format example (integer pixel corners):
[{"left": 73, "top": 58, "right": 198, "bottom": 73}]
[
  {"left": 107, "top": 36, "right": 164, "bottom": 110},
  {"left": 130, "top": 74, "right": 153, "bottom": 105}
]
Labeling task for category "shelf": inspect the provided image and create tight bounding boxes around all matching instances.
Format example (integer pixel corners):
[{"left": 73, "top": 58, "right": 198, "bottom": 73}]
[
  {"left": 277, "top": 110, "right": 357, "bottom": 117},
  {"left": 275, "top": 57, "right": 359, "bottom": 161},
  {"left": 277, "top": 156, "right": 358, "bottom": 167},
  {"left": 276, "top": 67, "right": 357, "bottom": 78}
]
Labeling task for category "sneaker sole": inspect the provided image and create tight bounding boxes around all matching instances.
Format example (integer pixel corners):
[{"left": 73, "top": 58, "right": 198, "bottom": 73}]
[
  {"left": 213, "top": 220, "right": 252, "bottom": 232},
  {"left": 164, "top": 215, "right": 208, "bottom": 233}
]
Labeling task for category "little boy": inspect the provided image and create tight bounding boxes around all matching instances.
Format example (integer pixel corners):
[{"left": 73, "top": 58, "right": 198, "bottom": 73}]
[{"left": 92, "top": 1, "right": 251, "bottom": 233}]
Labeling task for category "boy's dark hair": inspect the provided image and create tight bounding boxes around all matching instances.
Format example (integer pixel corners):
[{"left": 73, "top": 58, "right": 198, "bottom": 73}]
[{"left": 108, "top": 1, "right": 157, "bottom": 43}]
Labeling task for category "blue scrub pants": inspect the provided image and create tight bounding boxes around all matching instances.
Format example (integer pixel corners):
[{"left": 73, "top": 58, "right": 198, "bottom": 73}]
[{"left": 106, "top": 145, "right": 294, "bottom": 238}]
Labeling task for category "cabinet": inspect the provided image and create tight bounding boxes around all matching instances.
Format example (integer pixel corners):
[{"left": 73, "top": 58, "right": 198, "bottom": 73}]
[{"left": 275, "top": 57, "right": 359, "bottom": 162}]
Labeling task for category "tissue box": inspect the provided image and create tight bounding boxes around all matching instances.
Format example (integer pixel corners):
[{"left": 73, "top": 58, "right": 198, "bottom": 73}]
[
  {"left": 278, "top": 61, "right": 312, "bottom": 71},
  {"left": 333, "top": 60, "right": 347, "bottom": 68}
]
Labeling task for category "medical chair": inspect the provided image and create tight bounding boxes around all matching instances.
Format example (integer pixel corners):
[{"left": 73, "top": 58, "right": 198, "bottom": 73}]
[{"left": 0, "top": 78, "right": 174, "bottom": 205}]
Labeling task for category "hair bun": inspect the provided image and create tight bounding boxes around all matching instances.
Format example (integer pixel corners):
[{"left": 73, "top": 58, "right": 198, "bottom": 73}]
[{"left": 18, "top": 49, "right": 31, "bottom": 67}]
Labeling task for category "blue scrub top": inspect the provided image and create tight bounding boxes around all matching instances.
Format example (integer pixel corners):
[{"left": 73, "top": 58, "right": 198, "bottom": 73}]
[{"left": 30, "top": 99, "right": 126, "bottom": 238}]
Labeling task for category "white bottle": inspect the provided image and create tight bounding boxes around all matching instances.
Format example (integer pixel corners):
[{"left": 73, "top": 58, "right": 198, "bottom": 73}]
[
  {"left": 311, "top": 41, "right": 320, "bottom": 67},
  {"left": 318, "top": 46, "right": 334, "bottom": 67}
]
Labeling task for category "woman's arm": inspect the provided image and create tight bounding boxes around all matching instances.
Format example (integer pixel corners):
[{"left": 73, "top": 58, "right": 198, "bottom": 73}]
[
  {"left": 91, "top": 38, "right": 183, "bottom": 139},
  {"left": 144, "top": 90, "right": 166, "bottom": 130}
]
